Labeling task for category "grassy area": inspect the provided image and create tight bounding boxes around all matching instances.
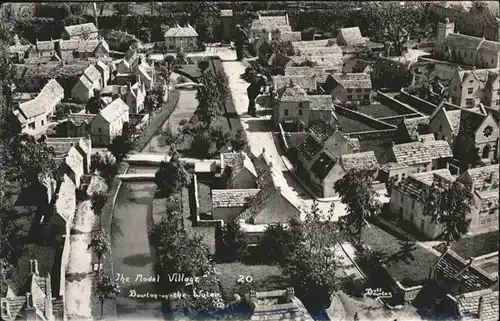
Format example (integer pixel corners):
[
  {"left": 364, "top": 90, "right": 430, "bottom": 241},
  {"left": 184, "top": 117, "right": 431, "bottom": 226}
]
[
  {"left": 433, "top": 231, "right": 499, "bottom": 259},
  {"left": 357, "top": 104, "right": 401, "bottom": 119},
  {"left": 361, "top": 224, "right": 438, "bottom": 287},
  {"left": 336, "top": 114, "right": 378, "bottom": 133},
  {"left": 215, "top": 262, "right": 288, "bottom": 301},
  {"left": 133, "top": 90, "right": 181, "bottom": 152},
  {"left": 196, "top": 181, "right": 212, "bottom": 215}
]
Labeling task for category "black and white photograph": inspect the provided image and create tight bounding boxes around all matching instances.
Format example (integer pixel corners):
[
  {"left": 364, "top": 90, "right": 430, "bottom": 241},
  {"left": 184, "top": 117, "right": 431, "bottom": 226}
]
[{"left": 0, "top": 1, "right": 498, "bottom": 321}]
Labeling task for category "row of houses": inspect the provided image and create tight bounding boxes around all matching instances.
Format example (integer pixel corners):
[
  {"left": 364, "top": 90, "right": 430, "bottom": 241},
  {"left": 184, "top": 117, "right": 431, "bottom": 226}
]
[{"left": 1, "top": 135, "right": 95, "bottom": 321}]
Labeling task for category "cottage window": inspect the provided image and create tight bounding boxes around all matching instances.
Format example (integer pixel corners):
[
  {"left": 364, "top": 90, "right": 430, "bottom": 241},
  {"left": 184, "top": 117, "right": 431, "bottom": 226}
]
[
  {"left": 347, "top": 95, "right": 352, "bottom": 99},
  {"left": 98, "top": 128, "right": 102, "bottom": 133},
  {"left": 467, "top": 87, "right": 473, "bottom": 94},
  {"left": 402, "top": 173, "right": 406, "bottom": 178},
  {"left": 41, "top": 120, "right": 44, "bottom": 126},
  {"left": 298, "top": 109, "right": 303, "bottom": 116},
  {"left": 347, "top": 88, "right": 353, "bottom": 93},
  {"left": 355, "top": 88, "right": 361, "bottom": 93},
  {"left": 496, "top": 100, "right": 500, "bottom": 106},
  {"left": 298, "top": 102, "right": 303, "bottom": 108},
  {"left": 28, "top": 122, "right": 35, "bottom": 129},
  {"left": 465, "top": 98, "right": 474, "bottom": 106},
  {"left": 284, "top": 109, "right": 289, "bottom": 116},
  {"left": 439, "top": 125, "right": 443, "bottom": 132},
  {"left": 99, "top": 137, "right": 102, "bottom": 142}
]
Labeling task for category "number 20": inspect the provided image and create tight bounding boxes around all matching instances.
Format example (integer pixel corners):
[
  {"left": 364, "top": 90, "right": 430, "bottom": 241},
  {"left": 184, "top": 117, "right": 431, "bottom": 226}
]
[{"left": 238, "top": 275, "right": 253, "bottom": 283}]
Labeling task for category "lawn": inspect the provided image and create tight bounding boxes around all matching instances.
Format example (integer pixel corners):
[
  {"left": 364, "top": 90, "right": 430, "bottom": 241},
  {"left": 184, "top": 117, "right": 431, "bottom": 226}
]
[
  {"left": 196, "top": 181, "right": 213, "bottom": 215},
  {"left": 336, "top": 114, "right": 378, "bottom": 133},
  {"left": 215, "top": 262, "right": 288, "bottom": 301},
  {"left": 361, "top": 224, "right": 439, "bottom": 287},
  {"left": 357, "top": 104, "right": 401, "bottom": 119},
  {"left": 433, "top": 231, "right": 499, "bottom": 259}
]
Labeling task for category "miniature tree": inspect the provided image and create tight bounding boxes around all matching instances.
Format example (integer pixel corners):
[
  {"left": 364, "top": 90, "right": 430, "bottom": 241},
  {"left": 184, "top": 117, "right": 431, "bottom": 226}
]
[
  {"left": 88, "top": 229, "right": 110, "bottom": 267},
  {"left": 91, "top": 192, "right": 108, "bottom": 228},
  {"left": 95, "top": 272, "right": 120, "bottom": 318}
]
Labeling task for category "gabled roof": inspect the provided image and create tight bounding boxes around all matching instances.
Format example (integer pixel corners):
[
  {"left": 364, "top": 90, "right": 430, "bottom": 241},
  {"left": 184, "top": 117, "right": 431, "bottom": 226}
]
[
  {"left": 84, "top": 65, "right": 101, "bottom": 84},
  {"left": 78, "top": 39, "right": 110, "bottom": 53},
  {"left": 331, "top": 72, "right": 372, "bottom": 89},
  {"left": 59, "top": 39, "right": 80, "bottom": 51},
  {"left": 64, "top": 23, "right": 98, "bottom": 38},
  {"left": 391, "top": 142, "right": 432, "bottom": 165},
  {"left": 424, "top": 139, "right": 453, "bottom": 159},
  {"left": 457, "top": 69, "right": 491, "bottom": 85},
  {"left": 273, "top": 75, "right": 317, "bottom": 92},
  {"left": 54, "top": 174, "right": 76, "bottom": 223},
  {"left": 164, "top": 24, "right": 198, "bottom": 37},
  {"left": 297, "top": 135, "right": 323, "bottom": 161},
  {"left": 402, "top": 116, "right": 430, "bottom": 141},
  {"left": 341, "top": 151, "right": 378, "bottom": 172},
  {"left": 221, "top": 152, "right": 257, "bottom": 180},
  {"left": 396, "top": 169, "right": 454, "bottom": 199},
  {"left": 236, "top": 152, "right": 301, "bottom": 223},
  {"left": 337, "top": 27, "right": 365, "bottom": 45},
  {"left": 452, "top": 288, "right": 499, "bottom": 321},
  {"left": 443, "top": 33, "right": 485, "bottom": 51},
  {"left": 99, "top": 98, "right": 129, "bottom": 123},
  {"left": 309, "top": 118, "right": 336, "bottom": 142},
  {"left": 36, "top": 40, "right": 55, "bottom": 51},
  {"left": 17, "top": 79, "right": 64, "bottom": 120},
  {"left": 433, "top": 248, "right": 497, "bottom": 293},
  {"left": 258, "top": 15, "right": 288, "bottom": 25},
  {"left": 310, "top": 149, "right": 338, "bottom": 181},
  {"left": 458, "top": 164, "right": 499, "bottom": 191},
  {"left": 284, "top": 67, "right": 329, "bottom": 83},
  {"left": 247, "top": 288, "right": 314, "bottom": 321},
  {"left": 276, "top": 81, "right": 309, "bottom": 101},
  {"left": 477, "top": 39, "right": 500, "bottom": 56},
  {"left": 212, "top": 189, "right": 260, "bottom": 208},
  {"left": 308, "top": 95, "right": 334, "bottom": 111}
]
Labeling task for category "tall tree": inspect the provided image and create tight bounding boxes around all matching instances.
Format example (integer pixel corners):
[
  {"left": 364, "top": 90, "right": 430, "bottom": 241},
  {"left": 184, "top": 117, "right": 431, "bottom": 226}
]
[
  {"left": 88, "top": 229, "right": 110, "bottom": 267},
  {"left": 108, "top": 134, "right": 134, "bottom": 163},
  {"left": 91, "top": 192, "right": 107, "bottom": 228},
  {"left": 154, "top": 148, "right": 191, "bottom": 197},
  {"left": 360, "top": 2, "right": 425, "bottom": 56},
  {"left": 96, "top": 152, "right": 118, "bottom": 185},
  {"left": 216, "top": 220, "right": 248, "bottom": 262},
  {"left": 95, "top": 272, "right": 120, "bottom": 318},
  {"left": 163, "top": 122, "right": 177, "bottom": 146},
  {"left": 3, "top": 134, "right": 57, "bottom": 187},
  {"left": 280, "top": 202, "right": 342, "bottom": 310},
  {"left": 423, "top": 180, "right": 473, "bottom": 245},
  {"left": 334, "top": 169, "right": 382, "bottom": 245}
]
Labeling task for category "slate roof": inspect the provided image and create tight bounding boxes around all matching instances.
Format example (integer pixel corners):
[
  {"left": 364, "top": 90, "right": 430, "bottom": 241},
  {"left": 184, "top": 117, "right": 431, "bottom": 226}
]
[
  {"left": 424, "top": 140, "right": 453, "bottom": 159},
  {"left": 379, "top": 162, "right": 409, "bottom": 172},
  {"left": 247, "top": 288, "right": 314, "bottom": 321},
  {"left": 276, "top": 82, "right": 309, "bottom": 101},
  {"left": 212, "top": 189, "right": 260, "bottom": 208},
  {"left": 308, "top": 95, "right": 334, "bottom": 111},
  {"left": 295, "top": 46, "right": 342, "bottom": 56},
  {"left": 99, "top": 98, "right": 129, "bottom": 123},
  {"left": 477, "top": 39, "right": 500, "bottom": 56},
  {"left": 64, "top": 23, "right": 98, "bottom": 38},
  {"left": 443, "top": 33, "right": 485, "bottom": 51},
  {"left": 292, "top": 39, "right": 332, "bottom": 48},
  {"left": 433, "top": 248, "right": 497, "bottom": 293},
  {"left": 17, "top": 62, "right": 89, "bottom": 79},
  {"left": 46, "top": 139, "right": 79, "bottom": 158},
  {"left": 418, "top": 133, "right": 436, "bottom": 143},
  {"left": 309, "top": 118, "right": 336, "bottom": 142},
  {"left": 402, "top": 116, "right": 430, "bottom": 141},
  {"left": 310, "top": 149, "right": 338, "bottom": 181},
  {"left": 59, "top": 39, "right": 80, "bottom": 51},
  {"left": 36, "top": 40, "right": 54, "bottom": 51},
  {"left": 221, "top": 152, "right": 257, "bottom": 180},
  {"left": 281, "top": 32, "right": 302, "bottom": 42},
  {"left": 453, "top": 288, "right": 499, "bottom": 321},
  {"left": 284, "top": 67, "right": 329, "bottom": 83},
  {"left": 284, "top": 132, "right": 309, "bottom": 149},
  {"left": 459, "top": 109, "right": 487, "bottom": 133},
  {"left": 164, "top": 24, "right": 198, "bottom": 38},
  {"left": 297, "top": 135, "right": 323, "bottom": 161},
  {"left": 17, "top": 79, "right": 64, "bottom": 121},
  {"left": 391, "top": 142, "right": 432, "bottom": 165},
  {"left": 445, "top": 109, "right": 464, "bottom": 134},
  {"left": 236, "top": 153, "right": 301, "bottom": 223},
  {"left": 291, "top": 54, "right": 344, "bottom": 69},
  {"left": 84, "top": 65, "right": 101, "bottom": 84},
  {"left": 341, "top": 151, "right": 378, "bottom": 172},
  {"left": 337, "top": 27, "right": 365, "bottom": 45},
  {"left": 331, "top": 72, "right": 372, "bottom": 89},
  {"left": 397, "top": 169, "right": 454, "bottom": 199},
  {"left": 78, "top": 39, "right": 109, "bottom": 53},
  {"left": 477, "top": 189, "right": 499, "bottom": 212},
  {"left": 273, "top": 75, "right": 317, "bottom": 92},
  {"left": 459, "top": 164, "right": 500, "bottom": 191}
]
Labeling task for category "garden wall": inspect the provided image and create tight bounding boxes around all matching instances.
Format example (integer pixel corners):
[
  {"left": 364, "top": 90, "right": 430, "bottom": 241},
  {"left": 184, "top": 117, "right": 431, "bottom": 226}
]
[
  {"left": 376, "top": 91, "right": 425, "bottom": 117},
  {"left": 191, "top": 173, "right": 223, "bottom": 228},
  {"left": 397, "top": 89, "right": 437, "bottom": 115},
  {"left": 59, "top": 234, "right": 71, "bottom": 297},
  {"left": 394, "top": 281, "right": 423, "bottom": 303},
  {"left": 349, "top": 128, "right": 397, "bottom": 141},
  {"left": 335, "top": 105, "right": 397, "bottom": 131}
]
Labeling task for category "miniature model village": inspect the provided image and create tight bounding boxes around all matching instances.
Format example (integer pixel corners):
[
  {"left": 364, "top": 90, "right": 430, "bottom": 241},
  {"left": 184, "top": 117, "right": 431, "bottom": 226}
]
[{"left": 0, "top": 2, "right": 498, "bottom": 321}]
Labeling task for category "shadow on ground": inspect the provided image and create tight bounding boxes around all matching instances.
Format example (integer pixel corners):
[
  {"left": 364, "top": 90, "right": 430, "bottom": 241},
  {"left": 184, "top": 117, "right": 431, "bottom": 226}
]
[{"left": 122, "top": 253, "right": 152, "bottom": 267}]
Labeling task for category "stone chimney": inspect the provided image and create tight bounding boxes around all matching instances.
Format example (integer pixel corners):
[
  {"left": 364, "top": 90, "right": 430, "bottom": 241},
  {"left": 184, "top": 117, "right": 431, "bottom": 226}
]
[
  {"left": 25, "top": 293, "right": 36, "bottom": 321},
  {"left": 240, "top": 151, "right": 246, "bottom": 160},
  {"left": 262, "top": 148, "right": 266, "bottom": 154},
  {"left": 284, "top": 287, "right": 295, "bottom": 302},
  {"left": 29, "top": 260, "right": 39, "bottom": 276},
  {"left": 44, "top": 296, "right": 53, "bottom": 320}
]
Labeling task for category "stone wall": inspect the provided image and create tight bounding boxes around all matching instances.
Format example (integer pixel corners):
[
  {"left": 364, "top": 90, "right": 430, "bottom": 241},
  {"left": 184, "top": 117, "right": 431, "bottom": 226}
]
[
  {"left": 349, "top": 128, "right": 397, "bottom": 140},
  {"left": 376, "top": 91, "right": 425, "bottom": 116},
  {"left": 335, "top": 105, "right": 397, "bottom": 131},
  {"left": 394, "top": 281, "right": 424, "bottom": 303},
  {"left": 396, "top": 89, "right": 437, "bottom": 115},
  {"left": 59, "top": 234, "right": 71, "bottom": 297}
]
